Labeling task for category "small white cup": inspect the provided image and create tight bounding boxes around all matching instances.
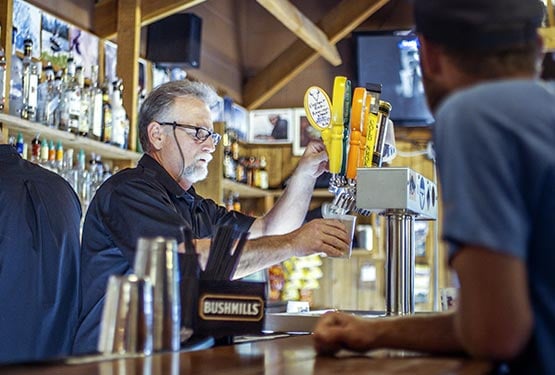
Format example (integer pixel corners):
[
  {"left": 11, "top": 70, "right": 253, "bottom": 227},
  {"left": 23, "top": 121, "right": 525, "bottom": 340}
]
[{"left": 322, "top": 212, "right": 357, "bottom": 259}]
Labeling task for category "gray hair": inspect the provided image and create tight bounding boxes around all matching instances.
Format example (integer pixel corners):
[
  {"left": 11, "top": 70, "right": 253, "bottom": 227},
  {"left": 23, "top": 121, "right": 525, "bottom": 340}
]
[{"left": 138, "top": 79, "right": 218, "bottom": 153}]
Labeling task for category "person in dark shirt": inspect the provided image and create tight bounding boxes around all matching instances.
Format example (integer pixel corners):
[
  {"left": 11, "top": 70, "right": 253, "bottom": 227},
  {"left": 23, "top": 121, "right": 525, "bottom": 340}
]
[
  {"left": 73, "top": 79, "right": 350, "bottom": 354},
  {"left": 269, "top": 114, "right": 288, "bottom": 140},
  {"left": 0, "top": 132, "right": 81, "bottom": 363}
]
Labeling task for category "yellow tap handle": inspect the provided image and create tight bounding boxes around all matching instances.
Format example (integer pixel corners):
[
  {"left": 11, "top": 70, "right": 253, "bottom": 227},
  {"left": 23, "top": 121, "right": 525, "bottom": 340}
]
[
  {"left": 346, "top": 87, "right": 366, "bottom": 179},
  {"left": 362, "top": 87, "right": 381, "bottom": 167},
  {"left": 359, "top": 94, "right": 371, "bottom": 167},
  {"left": 329, "top": 76, "right": 346, "bottom": 175}
]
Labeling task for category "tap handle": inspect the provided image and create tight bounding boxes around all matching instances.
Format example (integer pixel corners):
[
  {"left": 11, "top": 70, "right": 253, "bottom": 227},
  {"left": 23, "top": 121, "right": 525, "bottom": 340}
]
[
  {"left": 329, "top": 76, "right": 347, "bottom": 174},
  {"left": 347, "top": 87, "right": 366, "bottom": 180}
]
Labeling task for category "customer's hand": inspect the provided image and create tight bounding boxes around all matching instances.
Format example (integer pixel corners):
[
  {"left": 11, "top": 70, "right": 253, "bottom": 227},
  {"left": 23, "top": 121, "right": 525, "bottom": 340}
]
[{"left": 313, "top": 311, "right": 373, "bottom": 355}]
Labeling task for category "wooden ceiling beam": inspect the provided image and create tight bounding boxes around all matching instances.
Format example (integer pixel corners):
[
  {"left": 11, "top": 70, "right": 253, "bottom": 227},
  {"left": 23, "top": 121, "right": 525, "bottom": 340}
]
[
  {"left": 256, "top": 0, "right": 341, "bottom": 66},
  {"left": 243, "top": 0, "right": 390, "bottom": 110},
  {"left": 94, "top": 0, "right": 206, "bottom": 40}
]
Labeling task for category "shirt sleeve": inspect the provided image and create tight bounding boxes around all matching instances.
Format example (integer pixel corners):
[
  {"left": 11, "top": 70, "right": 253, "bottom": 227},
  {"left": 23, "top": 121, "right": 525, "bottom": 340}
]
[{"left": 434, "top": 92, "right": 530, "bottom": 261}]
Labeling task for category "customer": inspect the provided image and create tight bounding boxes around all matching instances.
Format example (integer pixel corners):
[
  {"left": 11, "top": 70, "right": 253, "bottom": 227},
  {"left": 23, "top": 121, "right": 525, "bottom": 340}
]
[
  {"left": 73, "top": 79, "right": 350, "bottom": 354},
  {"left": 0, "top": 131, "right": 81, "bottom": 363},
  {"left": 313, "top": 0, "right": 555, "bottom": 373}
]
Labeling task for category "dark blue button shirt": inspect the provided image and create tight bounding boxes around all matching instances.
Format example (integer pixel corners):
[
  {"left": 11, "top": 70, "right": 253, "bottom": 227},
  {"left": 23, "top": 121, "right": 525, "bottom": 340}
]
[
  {"left": 73, "top": 154, "right": 255, "bottom": 354},
  {"left": 0, "top": 145, "right": 82, "bottom": 363}
]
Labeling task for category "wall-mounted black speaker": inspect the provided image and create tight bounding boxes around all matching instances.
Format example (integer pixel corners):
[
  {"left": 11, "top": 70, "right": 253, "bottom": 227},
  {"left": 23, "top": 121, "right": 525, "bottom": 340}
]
[{"left": 146, "top": 13, "right": 202, "bottom": 68}]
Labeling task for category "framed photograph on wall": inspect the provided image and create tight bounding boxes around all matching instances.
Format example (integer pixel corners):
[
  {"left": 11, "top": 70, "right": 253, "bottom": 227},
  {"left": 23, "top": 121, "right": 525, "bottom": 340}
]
[
  {"left": 13, "top": 0, "right": 42, "bottom": 58},
  {"left": 69, "top": 27, "right": 99, "bottom": 77},
  {"left": 292, "top": 108, "right": 322, "bottom": 156},
  {"left": 248, "top": 108, "right": 293, "bottom": 144},
  {"left": 230, "top": 103, "right": 249, "bottom": 141}
]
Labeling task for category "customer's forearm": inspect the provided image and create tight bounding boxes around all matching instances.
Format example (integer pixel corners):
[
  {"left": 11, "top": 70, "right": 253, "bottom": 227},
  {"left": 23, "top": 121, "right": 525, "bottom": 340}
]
[{"left": 373, "top": 312, "right": 464, "bottom": 354}]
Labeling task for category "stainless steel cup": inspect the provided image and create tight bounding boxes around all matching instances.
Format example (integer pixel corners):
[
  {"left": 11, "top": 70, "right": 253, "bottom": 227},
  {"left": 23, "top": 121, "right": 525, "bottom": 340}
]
[
  {"left": 98, "top": 274, "right": 154, "bottom": 355},
  {"left": 134, "top": 237, "right": 181, "bottom": 352}
]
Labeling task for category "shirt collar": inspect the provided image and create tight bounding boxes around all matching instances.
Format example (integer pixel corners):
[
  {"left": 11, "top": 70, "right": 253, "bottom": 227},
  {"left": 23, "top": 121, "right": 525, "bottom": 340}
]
[{"left": 138, "top": 154, "right": 197, "bottom": 204}]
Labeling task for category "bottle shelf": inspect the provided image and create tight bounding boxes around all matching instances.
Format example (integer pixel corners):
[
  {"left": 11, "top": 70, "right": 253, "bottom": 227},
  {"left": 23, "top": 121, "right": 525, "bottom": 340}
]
[
  {"left": 222, "top": 178, "right": 276, "bottom": 198},
  {"left": 222, "top": 178, "right": 334, "bottom": 199},
  {"left": 0, "top": 113, "right": 140, "bottom": 162}
]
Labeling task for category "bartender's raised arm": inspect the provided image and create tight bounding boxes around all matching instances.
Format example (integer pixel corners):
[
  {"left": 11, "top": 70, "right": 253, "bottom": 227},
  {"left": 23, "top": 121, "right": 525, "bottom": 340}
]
[{"left": 248, "top": 140, "right": 328, "bottom": 238}]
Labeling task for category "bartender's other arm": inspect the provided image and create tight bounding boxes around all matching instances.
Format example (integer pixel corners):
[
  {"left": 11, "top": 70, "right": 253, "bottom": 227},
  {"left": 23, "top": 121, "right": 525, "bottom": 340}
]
[{"left": 313, "top": 244, "right": 532, "bottom": 360}]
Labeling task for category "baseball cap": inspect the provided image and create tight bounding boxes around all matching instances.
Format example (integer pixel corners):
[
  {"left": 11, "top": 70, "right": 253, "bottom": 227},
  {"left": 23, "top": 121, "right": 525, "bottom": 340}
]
[{"left": 414, "top": 0, "right": 545, "bottom": 50}]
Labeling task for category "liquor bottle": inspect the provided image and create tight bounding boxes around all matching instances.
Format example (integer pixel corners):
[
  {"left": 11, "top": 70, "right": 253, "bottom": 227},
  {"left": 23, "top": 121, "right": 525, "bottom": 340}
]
[
  {"left": 222, "top": 133, "right": 236, "bottom": 180},
  {"left": 75, "top": 149, "right": 91, "bottom": 210},
  {"left": 258, "top": 156, "right": 269, "bottom": 190},
  {"left": 76, "top": 66, "right": 90, "bottom": 137},
  {"left": 48, "top": 139, "right": 56, "bottom": 169},
  {"left": 59, "top": 57, "right": 80, "bottom": 134},
  {"left": 9, "top": 27, "right": 23, "bottom": 117},
  {"left": 88, "top": 65, "right": 103, "bottom": 141},
  {"left": 60, "top": 148, "right": 77, "bottom": 191},
  {"left": 39, "top": 138, "right": 49, "bottom": 165},
  {"left": 30, "top": 133, "right": 40, "bottom": 163},
  {"left": 110, "top": 79, "right": 129, "bottom": 148},
  {"left": 15, "top": 132, "right": 24, "bottom": 156},
  {"left": 55, "top": 140, "right": 64, "bottom": 172},
  {"left": 37, "top": 63, "right": 59, "bottom": 127},
  {"left": 20, "top": 39, "right": 39, "bottom": 121},
  {"left": 88, "top": 152, "right": 104, "bottom": 193},
  {"left": 0, "top": 44, "right": 6, "bottom": 112},
  {"left": 101, "top": 78, "right": 113, "bottom": 143}
]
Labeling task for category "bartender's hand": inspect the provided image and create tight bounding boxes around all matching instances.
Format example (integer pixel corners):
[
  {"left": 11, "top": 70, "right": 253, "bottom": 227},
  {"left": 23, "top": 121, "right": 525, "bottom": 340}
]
[
  {"left": 287, "top": 218, "right": 350, "bottom": 257},
  {"left": 295, "top": 140, "right": 329, "bottom": 179},
  {"left": 313, "top": 312, "right": 374, "bottom": 355}
]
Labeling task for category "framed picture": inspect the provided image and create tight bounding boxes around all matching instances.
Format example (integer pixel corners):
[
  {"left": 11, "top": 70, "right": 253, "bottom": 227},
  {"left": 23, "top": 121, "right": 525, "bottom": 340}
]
[
  {"left": 69, "top": 27, "right": 99, "bottom": 77},
  {"left": 41, "top": 12, "right": 70, "bottom": 65},
  {"left": 230, "top": 103, "right": 249, "bottom": 141},
  {"left": 248, "top": 108, "right": 293, "bottom": 144},
  {"left": 104, "top": 40, "right": 118, "bottom": 84},
  {"left": 13, "top": 0, "right": 42, "bottom": 58},
  {"left": 292, "top": 108, "right": 322, "bottom": 156}
]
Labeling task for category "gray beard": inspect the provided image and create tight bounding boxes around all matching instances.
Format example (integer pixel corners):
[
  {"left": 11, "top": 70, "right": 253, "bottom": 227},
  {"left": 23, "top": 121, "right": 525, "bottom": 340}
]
[{"left": 181, "top": 161, "right": 208, "bottom": 183}]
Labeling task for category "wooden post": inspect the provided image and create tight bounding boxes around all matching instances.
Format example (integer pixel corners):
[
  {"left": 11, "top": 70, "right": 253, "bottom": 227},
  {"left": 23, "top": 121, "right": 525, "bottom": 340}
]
[
  {"left": 0, "top": 0, "right": 13, "bottom": 115},
  {"left": 116, "top": 0, "right": 141, "bottom": 151}
]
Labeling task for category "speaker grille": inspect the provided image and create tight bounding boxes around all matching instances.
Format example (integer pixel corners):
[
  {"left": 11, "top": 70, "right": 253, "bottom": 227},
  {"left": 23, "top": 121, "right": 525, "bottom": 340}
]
[{"left": 146, "top": 13, "right": 202, "bottom": 68}]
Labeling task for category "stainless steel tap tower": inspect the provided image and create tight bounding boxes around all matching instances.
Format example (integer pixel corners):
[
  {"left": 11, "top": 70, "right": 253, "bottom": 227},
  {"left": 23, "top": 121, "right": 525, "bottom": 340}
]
[{"left": 356, "top": 168, "right": 437, "bottom": 315}]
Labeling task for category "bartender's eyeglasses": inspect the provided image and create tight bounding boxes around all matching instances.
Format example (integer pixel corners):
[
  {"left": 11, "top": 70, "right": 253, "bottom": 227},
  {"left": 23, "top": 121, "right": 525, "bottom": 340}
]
[{"left": 158, "top": 121, "right": 221, "bottom": 145}]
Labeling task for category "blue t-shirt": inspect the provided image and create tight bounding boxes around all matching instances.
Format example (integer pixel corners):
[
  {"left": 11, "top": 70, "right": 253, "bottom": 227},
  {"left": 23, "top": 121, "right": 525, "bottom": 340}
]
[
  {"left": 433, "top": 79, "right": 555, "bottom": 374},
  {"left": 0, "top": 145, "right": 82, "bottom": 363},
  {"left": 73, "top": 154, "right": 255, "bottom": 355}
]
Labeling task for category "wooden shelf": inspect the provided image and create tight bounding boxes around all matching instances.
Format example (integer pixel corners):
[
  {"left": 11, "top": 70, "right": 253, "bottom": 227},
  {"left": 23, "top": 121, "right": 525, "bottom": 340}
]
[
  {"left": 222, "top": 179, "right": 334, "bottom": 199},
  {"left": 222, "top": 178, "right": 277, "bottom": 198},
  {"left": 0, "top": 113, "right": 141, "bottom": 162}
]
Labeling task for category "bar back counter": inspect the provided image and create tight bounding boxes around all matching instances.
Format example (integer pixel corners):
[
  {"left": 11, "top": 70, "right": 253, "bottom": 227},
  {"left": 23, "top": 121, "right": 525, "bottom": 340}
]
[{"left": 0, "top": 335, "right": 492, "bottom": 375}]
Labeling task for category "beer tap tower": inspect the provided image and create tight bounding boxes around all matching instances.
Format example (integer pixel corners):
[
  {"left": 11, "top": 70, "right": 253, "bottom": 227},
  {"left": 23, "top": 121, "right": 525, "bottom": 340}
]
[
  {"left": 304, "top": 77, "right": 437, "bottom": 316},
  {"left": 357, "top": 167, "right": 437, "bottom": 315}
]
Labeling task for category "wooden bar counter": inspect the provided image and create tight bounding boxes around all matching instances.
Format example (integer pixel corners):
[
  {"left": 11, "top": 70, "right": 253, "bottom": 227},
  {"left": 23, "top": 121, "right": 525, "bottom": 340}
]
[{"left": 0, "top": 334, "right": 493, "bottom": 374}]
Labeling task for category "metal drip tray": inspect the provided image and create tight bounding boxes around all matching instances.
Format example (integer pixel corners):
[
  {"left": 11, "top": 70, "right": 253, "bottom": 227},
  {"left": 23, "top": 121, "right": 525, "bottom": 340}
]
[{"left": 264, "top": 310, "right": 385, "bottom": 333}]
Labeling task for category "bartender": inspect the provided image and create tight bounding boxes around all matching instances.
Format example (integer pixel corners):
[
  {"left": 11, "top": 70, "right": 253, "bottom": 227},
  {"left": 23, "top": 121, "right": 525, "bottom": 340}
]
[{"left": 73, "top": 79, "right": 350, "bottom": 354}]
